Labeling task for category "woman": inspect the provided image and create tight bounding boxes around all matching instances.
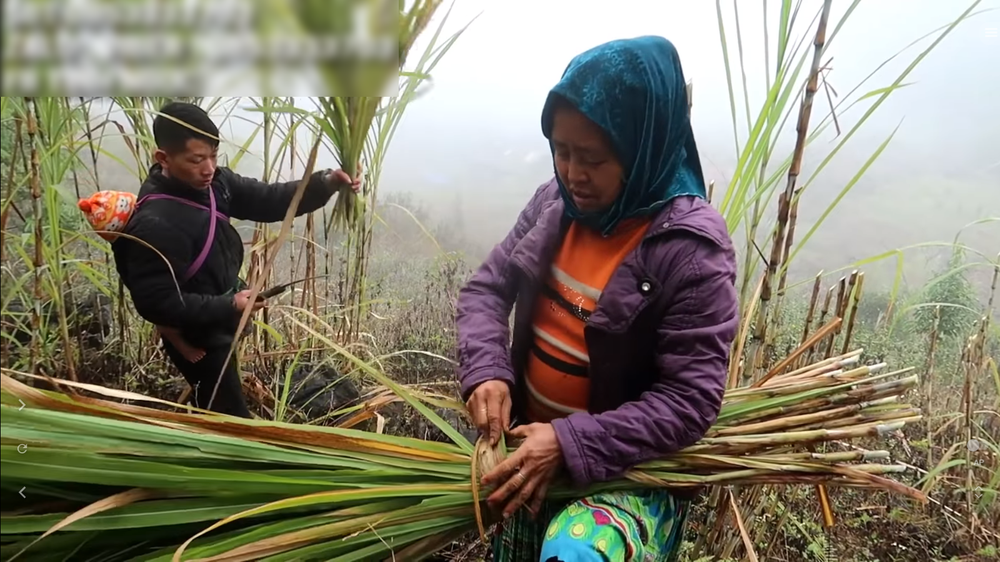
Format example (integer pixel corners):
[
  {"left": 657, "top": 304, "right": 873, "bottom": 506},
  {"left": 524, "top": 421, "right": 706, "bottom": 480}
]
[{"left": 455, "top": 36, "right": 739, "bottom": 562}]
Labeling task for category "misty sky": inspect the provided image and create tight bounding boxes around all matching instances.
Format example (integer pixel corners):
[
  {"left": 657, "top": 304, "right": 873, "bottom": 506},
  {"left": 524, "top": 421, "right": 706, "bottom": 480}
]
[
  {"left": 382, "top": 0, "right": 999, "bottom": 187},
  {"left": 382, "top": 0, "right": 998, "bottom": 281},
  {"left": 91, "top": 0, "right": 999, "bottom": 289},
  {"left": 368, "top": 0, "right": 999, "bottom": 282}
]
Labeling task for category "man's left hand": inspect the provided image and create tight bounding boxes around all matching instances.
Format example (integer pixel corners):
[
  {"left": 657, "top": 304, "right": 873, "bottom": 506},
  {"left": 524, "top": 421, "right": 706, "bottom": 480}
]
[
  {"left": 324, "top": 166, "right": 362, "bottom": 194},
  {"left": 481, "top": 423, "right": 563, "bottom": 519}
]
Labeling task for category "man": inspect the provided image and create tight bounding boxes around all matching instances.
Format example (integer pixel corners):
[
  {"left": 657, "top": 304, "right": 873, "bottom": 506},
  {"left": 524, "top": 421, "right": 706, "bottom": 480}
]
[{"left": 113, "top": 101, "right": 359, "bottom": 417}]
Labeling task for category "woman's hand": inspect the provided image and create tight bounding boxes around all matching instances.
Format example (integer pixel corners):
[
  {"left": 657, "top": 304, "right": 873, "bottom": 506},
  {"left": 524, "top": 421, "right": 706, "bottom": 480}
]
[
  {"left": 481, "top": 423, "right": 563, "bottom": 519},
  {"left": 466, "top": 380, "right": 511, "bottom": 446}
]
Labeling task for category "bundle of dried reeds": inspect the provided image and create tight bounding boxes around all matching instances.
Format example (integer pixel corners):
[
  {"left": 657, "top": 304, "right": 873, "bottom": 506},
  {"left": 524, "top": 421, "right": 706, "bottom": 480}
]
[{"left": 0, "top": 349, "right": 924, "bottom": 561}]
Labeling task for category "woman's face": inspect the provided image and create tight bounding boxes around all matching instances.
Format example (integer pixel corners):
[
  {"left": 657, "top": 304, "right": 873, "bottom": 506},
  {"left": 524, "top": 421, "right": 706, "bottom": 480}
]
[{"left": 550, "top": 105, "right": 624, "bottom": 213}]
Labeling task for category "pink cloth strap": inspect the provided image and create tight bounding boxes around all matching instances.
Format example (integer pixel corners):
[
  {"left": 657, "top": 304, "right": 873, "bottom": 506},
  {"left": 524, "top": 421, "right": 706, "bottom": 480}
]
[{"left": 136, "top": 189, "right": 226, "bottom": 283}]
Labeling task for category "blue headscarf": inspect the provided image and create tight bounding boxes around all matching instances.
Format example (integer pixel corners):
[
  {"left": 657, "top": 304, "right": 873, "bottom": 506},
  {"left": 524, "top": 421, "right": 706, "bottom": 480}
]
[{"left": 541, "top": 36, "right": 706, "bottom": 235}]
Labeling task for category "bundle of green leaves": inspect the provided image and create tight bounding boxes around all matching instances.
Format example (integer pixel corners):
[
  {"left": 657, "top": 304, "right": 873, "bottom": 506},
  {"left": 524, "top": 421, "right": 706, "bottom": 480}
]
[{"left": 0, "top": 349, "right": 925, "bottom": 561}]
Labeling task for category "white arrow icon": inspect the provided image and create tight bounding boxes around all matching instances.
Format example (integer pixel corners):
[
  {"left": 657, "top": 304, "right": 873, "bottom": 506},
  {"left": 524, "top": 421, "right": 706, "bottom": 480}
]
[
  {"left": 18, "top": 487, "right": 25, "bottom": 498},
  {"left": 17, "top": 444, "right": 27, "bottom": 454},
  {"left": 18, "top": 399, "right": 26, "bottom": 411}
]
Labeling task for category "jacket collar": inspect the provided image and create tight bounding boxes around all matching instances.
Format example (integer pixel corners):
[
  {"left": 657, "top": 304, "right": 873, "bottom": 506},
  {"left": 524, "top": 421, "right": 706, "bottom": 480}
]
[
  {"left": 509, "top": 191, "right": 725, "bottom": 283},
  {"left": 140, "top": 164, "right": 217, "bottom": 201},
  {"left": 507, "top": 189, "right": 729, "bottom": 333}
]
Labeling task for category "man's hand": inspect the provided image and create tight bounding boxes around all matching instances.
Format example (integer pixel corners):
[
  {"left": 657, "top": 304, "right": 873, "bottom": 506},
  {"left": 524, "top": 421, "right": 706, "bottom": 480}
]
[
  {"left": 481, "top": 423, "right": 563, "bottom": 519},
  {"left": 233, "top": 290, "right": 266, "bottom": 313},
  {"left": 324, "top": 165, "right": 362, "bottom": 194},
  {"left": 466, "top": 380, "right": 512, "bottom": 446}
]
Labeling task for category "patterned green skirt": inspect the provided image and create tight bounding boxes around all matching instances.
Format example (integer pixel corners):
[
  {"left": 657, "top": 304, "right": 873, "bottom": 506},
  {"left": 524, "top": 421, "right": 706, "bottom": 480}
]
[{"left": 492, "top": 490, "right": 689, "bottom": 562}]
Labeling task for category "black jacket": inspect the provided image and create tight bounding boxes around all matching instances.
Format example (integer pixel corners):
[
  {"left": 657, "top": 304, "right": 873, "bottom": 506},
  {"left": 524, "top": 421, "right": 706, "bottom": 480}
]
[{"left": 113, "top": 164, "right": 335, "bottom": 347}]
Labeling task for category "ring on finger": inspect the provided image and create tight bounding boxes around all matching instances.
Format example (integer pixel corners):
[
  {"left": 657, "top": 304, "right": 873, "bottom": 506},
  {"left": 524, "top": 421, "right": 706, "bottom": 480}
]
[{"left": 515, "top": 469, "right": 527, "bottom": 484}]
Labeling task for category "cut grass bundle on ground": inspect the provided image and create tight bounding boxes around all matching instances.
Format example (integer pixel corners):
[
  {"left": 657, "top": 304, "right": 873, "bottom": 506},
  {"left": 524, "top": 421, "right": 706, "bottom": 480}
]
[{"left": 1, "top": 349, "right": 925, "bottom": 561}]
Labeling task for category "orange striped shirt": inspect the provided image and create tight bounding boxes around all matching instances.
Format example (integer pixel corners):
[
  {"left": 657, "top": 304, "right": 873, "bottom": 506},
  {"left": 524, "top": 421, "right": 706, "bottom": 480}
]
[{"left": 525, "top": 218, "right": 651, "bottom": 423}]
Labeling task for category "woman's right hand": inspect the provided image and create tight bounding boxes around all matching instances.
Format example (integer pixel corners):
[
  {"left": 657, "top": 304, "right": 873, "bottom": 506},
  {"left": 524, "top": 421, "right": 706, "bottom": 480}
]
[{"left": 466, "top": 380, "right": 512, "bottom": 446}]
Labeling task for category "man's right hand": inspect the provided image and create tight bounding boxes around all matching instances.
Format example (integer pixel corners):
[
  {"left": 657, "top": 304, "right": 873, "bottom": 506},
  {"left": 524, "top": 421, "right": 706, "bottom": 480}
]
[
  {"left": 233, "top": 290, "right": 266, "bottom": 313},
  {"left": 466, "top": 380, "right": 512, "bottom": 446}
]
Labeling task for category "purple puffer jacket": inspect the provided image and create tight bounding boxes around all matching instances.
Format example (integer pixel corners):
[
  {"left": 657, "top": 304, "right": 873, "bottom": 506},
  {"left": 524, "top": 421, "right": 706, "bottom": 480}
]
[{"left": 456, "top": 178, "right": 739, "bottom": 487}]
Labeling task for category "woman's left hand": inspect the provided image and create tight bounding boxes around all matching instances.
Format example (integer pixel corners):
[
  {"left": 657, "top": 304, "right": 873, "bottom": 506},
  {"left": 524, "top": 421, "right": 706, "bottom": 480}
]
[{"left": 481, "top": 423, "right": 563, "bottom": 519}]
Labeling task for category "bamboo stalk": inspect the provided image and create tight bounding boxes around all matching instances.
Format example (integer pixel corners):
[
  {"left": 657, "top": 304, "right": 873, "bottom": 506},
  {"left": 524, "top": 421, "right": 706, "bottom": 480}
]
[
  {"left": 839, "top": 272, "right": 857, "bottom": 321},
  {"left": 747, "top": 0, "right": 832, "bottom": 387},
  {"left": 822, "top": 276, "right": 848, "bottom": 357},
  {"left": 66, "top": 109, "right": 88, "bottom": 369},
  {"left": 256, "top": 96, "right": 275, "bottom": 355},
  {"left": 728, "top": 274, "right": 764, "bottom": 388},
  {"left": 0, "top": 116, "right": 24, "bottom": 279},
  {"left": 711, "top": 399, "right": 907, "bottom": 437},
  {"left": 986, "top": 253, "right": 998, "bottom": 322},
  {"left": 736, "top": 360, "right": 877, "bottom": 400},
  {"left": 769, "top": 348, "right": 864, "bottom": 382},
  {"left": 808, "top": 283, "right": 836, "bottom": 365},
  {"left": 925, "top": 305, "right": 941, "bottom": 470},
  {"left": 841, "top": 271, "right": 865, "bottom": 354},
  {"left": 25, "top": 98, "right": 43, "bottom": 373},
  {"left": 762, "top": 355, "right": 868, "bottom": 388},
  {"left": 802, "top": 271, "right": 824, "bottom": 344},
  {"left": 754, "top": 318, "right": 843, "bottom": 386},
  {"left": 724, "top": 374, "right": 919, "bottom": 427},
  {"left": 39, "top": 98, "right": 79, "bottom": 383},
  {"left": 962, "top": 341, "right": 974, "bottom": 521},
  {"left": 304, "top": 212, "right": 317, "bottom": 354},
  {"left": 772, "top": 189, "right": 800, "bottom": 326}
]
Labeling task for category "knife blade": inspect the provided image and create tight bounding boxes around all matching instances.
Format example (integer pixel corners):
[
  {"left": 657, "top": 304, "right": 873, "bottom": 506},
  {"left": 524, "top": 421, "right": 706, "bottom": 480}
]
[{"left": 256, "top": 275, "right": 329, "bottom": 300}]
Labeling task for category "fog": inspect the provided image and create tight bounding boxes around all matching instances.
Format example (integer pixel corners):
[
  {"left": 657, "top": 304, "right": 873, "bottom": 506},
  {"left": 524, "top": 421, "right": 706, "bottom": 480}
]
[
  {"left": 92, "top": 0, "right": 999, "bottom": 293},
  {"left": 380, "top": 0, "right": 999, "bottom": 286}
]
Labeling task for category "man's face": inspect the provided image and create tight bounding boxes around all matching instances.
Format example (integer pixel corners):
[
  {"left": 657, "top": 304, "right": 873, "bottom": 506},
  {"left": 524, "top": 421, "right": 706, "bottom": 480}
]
[{"left": 155, "top": 139, "right": 218, "bottom": 189}]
